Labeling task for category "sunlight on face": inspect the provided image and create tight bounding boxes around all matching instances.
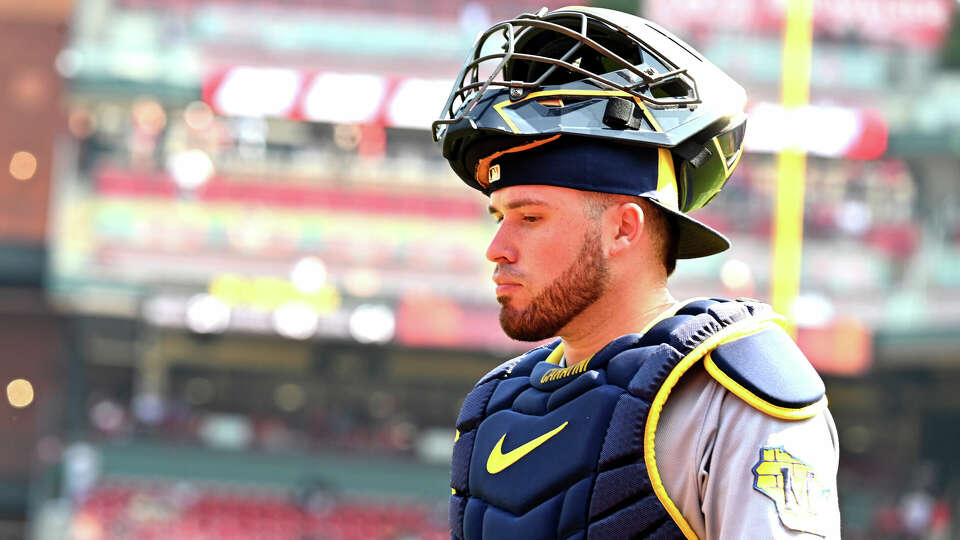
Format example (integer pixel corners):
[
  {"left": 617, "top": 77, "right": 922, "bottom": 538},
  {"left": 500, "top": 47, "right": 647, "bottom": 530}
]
[{"left": 486, "top": 186, "right": 610, "bottom": 341}]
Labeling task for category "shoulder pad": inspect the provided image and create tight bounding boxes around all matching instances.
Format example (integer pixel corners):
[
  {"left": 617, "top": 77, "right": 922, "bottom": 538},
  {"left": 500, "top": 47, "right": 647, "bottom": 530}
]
[
  {"left": 476, "top": 340, "right": 560, "bottom": 386},
  {"left": 704, "top": 324, "right": 827, "bottom": 420}
]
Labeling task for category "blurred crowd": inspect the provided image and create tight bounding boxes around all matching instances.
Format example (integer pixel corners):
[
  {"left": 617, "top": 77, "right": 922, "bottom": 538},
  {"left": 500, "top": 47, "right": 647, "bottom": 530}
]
[{"left": 65, "top": 480, "right": 447, "bottom": 540}]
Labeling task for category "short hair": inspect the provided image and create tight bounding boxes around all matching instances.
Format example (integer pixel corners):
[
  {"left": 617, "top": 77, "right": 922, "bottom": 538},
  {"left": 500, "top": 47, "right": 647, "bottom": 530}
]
[{"left": 583, "top": 192, "right": 679, "bottom": 277}]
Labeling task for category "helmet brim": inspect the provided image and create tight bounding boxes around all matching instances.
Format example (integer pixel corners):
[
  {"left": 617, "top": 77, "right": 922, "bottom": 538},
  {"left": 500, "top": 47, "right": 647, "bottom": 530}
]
[{"left": 642, "top": 195, "right": 730, "bottom": 259}]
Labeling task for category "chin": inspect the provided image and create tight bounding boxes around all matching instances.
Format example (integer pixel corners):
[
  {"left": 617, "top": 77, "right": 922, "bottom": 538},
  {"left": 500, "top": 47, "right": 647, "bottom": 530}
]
[{"left": 496, "top": 294, "right": 526, "bottom": 309}]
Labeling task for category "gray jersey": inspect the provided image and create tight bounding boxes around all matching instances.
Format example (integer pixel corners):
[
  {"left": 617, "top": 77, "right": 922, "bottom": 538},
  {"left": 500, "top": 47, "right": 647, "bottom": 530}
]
[{"left": 657, "top": 365, "right": 841, "bottom": 539}]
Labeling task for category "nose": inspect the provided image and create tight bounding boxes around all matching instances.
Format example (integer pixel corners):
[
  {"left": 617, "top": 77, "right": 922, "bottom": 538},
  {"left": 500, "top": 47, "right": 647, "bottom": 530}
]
[{"left": 485, "top": 223, "right": 517, "bottom": 264}]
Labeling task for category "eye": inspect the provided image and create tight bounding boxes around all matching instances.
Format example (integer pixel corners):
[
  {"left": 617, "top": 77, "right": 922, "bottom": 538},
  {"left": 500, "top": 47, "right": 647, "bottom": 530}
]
[
  {"left": 522, "top": 215, "right": 540, "bottom": 223},
  {"left": 493, "top": 215, "right": 504, "bottom": 224}
]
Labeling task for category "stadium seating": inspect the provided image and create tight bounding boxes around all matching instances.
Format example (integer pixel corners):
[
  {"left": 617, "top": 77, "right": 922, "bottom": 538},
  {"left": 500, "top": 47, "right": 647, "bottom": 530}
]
[{"left": 72, "top": 481, "right": 447, "bottom": 540}]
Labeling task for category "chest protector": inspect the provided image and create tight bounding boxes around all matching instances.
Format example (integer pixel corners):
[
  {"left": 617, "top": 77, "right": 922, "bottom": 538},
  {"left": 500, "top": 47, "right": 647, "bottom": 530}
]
[{"left": 449, "top": 298, "right": 827, "bottom": 540}]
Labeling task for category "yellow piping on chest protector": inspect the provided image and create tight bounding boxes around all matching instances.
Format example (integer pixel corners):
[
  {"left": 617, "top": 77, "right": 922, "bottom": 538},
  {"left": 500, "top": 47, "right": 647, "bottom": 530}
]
[
  {"left": 703, "top": 353, "right": 828, "bottom": 421},
  {"left": 642, "top": 315, "right": 787, "bottom": 540}
]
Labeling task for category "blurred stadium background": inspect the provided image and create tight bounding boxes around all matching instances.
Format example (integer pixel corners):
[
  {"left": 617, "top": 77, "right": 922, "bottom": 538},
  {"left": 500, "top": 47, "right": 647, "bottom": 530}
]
[{"left": 0, "top": 0, "right": 958, "bottom": 538}]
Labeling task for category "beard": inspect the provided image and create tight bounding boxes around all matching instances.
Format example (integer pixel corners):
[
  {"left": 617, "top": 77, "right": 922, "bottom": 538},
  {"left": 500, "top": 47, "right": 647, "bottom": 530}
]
[{"left": 497, "top": 228, "right": 610, "bottom": 342}]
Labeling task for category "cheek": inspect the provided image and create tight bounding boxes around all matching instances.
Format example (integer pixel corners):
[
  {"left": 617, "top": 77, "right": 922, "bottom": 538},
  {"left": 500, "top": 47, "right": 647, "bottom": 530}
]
[
  {"left": 511, "top": 218, "right": 589, "bottom": 282},
  {"left": 526, "top": 239, "right": 578, "bottom": 286}
]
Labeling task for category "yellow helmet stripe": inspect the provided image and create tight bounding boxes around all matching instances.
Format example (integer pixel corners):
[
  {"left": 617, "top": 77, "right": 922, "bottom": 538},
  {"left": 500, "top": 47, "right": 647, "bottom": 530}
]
[
  {"left": 655, "top": 148, "right": 679, "bottom": 211},
  {"left": 493, "top": 89, "right": 664, "bottom": 134}
]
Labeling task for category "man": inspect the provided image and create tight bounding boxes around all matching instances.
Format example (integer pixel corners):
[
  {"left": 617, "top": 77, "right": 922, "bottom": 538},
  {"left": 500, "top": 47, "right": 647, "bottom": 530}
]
[{"left": 432, "top": 7, "right": 840, "bottom": 539}]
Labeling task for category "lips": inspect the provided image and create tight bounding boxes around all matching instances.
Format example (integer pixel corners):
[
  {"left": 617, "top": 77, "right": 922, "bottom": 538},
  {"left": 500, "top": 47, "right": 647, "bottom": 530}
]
[
  {"left": 495, "top": 283, "right": 522, "bottom": 295},
  {"left": 493, "top": 271, "right": 522, "bottom": 285},
  {"left": 493, "top": 265, "right": 526, "bottom": 299}
]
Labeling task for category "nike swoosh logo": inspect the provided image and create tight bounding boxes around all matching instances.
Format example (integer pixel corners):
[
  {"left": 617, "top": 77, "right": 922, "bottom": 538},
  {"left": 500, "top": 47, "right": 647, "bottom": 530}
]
[{"left": 486, "top": 421, "right": 569, "bottom": 474}]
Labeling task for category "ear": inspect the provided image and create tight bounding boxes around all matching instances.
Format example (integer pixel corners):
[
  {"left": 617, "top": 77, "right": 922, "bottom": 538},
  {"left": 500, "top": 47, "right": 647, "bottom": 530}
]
[{"left": 608, "top": 202, "right": 644, "bottom": 256}]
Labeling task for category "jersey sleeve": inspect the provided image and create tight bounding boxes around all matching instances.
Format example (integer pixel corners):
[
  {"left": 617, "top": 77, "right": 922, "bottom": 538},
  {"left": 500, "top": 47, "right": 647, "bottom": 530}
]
[{"left": 656, "top": 366, "right": 841, "bottom": 539}]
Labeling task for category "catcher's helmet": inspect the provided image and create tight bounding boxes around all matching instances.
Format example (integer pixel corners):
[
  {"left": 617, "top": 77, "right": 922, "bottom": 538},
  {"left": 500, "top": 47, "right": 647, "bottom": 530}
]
[{"left": 432, "top": 6, "right": 747, "bottom": 258}]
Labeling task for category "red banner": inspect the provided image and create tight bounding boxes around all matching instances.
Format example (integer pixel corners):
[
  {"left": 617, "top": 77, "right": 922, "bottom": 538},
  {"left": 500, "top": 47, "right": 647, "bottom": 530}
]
[{"left": 202, "top": 67, "right": 451, "bottom": 129}]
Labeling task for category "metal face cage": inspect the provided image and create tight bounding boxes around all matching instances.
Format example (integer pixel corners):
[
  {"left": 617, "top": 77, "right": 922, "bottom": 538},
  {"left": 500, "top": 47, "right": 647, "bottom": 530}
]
[{"left": 432, "top": 8, "right": 702, "bottom": 142}]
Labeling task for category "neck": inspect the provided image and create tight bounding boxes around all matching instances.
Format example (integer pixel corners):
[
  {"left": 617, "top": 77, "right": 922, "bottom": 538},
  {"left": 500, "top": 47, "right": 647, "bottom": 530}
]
[{"left": 559, "top": 285, "right": 676, "bottom": 366}]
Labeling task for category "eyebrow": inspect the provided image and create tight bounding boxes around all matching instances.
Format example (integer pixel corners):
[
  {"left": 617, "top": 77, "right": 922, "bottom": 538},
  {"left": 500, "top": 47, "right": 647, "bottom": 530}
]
[{"left": 487, "top": 198, "right": 556, "bottom": 215}]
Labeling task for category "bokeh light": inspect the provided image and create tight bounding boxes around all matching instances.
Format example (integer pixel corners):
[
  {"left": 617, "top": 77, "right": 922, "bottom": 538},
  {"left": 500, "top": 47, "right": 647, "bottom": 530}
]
[
  {"left": 6, "top": 378, "right": 34, "bottom": 408},
  {"left": 132, "top": 99, "right": 166, "bottom": 135},
  {"left": 166, "top": 149, "right": 214, "bottom": 189},
  {"left": 89, "top": 400, "right": 125, "bottom": 432},
  {"left": 290, "top": 256, "right": 327, "bottom": 294},
  {"left": 9, "top": 151, "right": 37, "bottom": 181},
  {"left": 272, "top": 301, "right": 320, "bottom": 340},
  {"left": 349, "top": 304, "right": 396, "bottom": 344},
  {"left": 274, "top": 383, "right": 306, "bottom": 412},
  {"left": 185, "top": 294, "right": 231, "bottom": 334},
  {"left": 183, "top": 101, "right": 214, "bottom": 131},
  {"left": 68, "top": 107, "right": 96, "bottom": 139},
  {"left": 10, "top": 69, "right": 48, "bottom": 109},
  {"left": 55, "top": 48, "right": 82, "bottom": 78},
  {"left": 720, "top": 259, "right": 753, "bottom": 290}
]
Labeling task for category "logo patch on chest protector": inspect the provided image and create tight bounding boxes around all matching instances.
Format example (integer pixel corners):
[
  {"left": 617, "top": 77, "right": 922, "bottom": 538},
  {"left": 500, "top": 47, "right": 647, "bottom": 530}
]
[
  {"left": 486, "top": 421, "right": 568, "bottom": 474},
  {"left": 752, "top": 446, "right": 830, "bottom": 537}
]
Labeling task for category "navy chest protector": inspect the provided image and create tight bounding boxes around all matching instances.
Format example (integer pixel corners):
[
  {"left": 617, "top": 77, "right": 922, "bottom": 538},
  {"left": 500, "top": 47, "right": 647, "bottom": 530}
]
[{"left": 449, "top": 298, "right": 827, "bottom": 540}]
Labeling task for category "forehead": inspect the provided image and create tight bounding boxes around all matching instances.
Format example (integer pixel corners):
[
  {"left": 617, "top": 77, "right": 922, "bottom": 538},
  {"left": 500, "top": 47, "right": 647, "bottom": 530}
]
[{"left": 488, "top": 185, "right": 587, "bottom": 212}]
